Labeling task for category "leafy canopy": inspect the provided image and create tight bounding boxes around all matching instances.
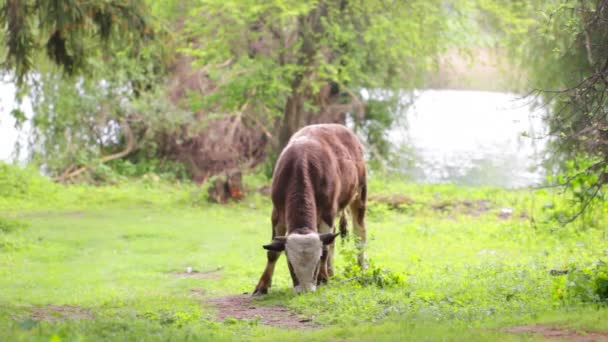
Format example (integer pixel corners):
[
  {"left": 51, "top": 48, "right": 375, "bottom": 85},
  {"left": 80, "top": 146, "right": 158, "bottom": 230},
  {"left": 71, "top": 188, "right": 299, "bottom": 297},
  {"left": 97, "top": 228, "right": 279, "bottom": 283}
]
[
  {"left": 515, "top": 0, "right": 608, "bottom": 220},
  {"left": 0, "top": 0, "right": 155, "bottom": 84},
  {"left": 183, "top": 0, "right": 455, "bottom": 118}
]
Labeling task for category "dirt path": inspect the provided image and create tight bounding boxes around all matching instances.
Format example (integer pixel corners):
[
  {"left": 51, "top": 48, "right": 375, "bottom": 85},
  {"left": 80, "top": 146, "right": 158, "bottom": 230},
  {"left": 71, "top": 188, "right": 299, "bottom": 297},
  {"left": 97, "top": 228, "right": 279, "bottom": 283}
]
[
  {"left": 30, "top": 305, "right": 94, "bottom": 321},
  {"left": 504, "top": 325, "right": 608, "bottom": 341},
  {"left": 205, "top": 295, "right": 317, "bottom": 329}
]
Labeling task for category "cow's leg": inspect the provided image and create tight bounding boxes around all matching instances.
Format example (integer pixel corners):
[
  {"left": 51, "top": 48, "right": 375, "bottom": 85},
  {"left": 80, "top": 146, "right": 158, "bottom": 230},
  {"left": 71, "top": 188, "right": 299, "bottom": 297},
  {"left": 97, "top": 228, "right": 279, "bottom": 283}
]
[
  {"left": 252, "top": 209, "right": 285, "bottom": 296},
  {"left": 339, "top": 210, "right": 348, "bottom": 238},
  {"left": 253, "top": 250, "right": 281, "bottom": 296},
  {"left": 317, "top": 216, "right": 334, "bottom": 284},
  {"left": 350, "top": 184, "right": 368, "bottom": 269},
  {"left": 318, "top": 246, "right": 329, "bottom": 285},
  {"left": 330, "top": 210, "right": 348, "bottom": 276},
  {"left": 327, "top": 235, "right": 336, "bottom": 277}
]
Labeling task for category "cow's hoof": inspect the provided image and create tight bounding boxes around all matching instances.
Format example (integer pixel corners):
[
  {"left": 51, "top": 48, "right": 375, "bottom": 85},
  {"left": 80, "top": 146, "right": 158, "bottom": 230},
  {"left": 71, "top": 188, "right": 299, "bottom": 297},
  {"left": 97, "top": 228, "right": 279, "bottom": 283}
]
[{"left": 252, "top": 288, "right": 268, "bottom": 297}]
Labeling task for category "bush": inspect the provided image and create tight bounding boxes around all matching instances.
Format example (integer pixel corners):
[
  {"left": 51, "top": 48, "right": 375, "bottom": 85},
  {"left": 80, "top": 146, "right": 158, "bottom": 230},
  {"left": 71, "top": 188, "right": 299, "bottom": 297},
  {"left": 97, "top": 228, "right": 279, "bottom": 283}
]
[
  {"left": 108, "top": 159, "right": 190, "bottom": 181},
  {"left": 553, "top": 261, "right": 608, "bottom": 305},
  {"left": 0, "top": 162, "right": 56, "bottom": 200}
]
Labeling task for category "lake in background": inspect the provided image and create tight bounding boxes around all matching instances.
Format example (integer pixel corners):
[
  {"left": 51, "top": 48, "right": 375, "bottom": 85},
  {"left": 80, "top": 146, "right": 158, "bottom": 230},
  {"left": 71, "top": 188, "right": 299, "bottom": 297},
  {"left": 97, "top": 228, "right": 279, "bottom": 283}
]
[
  {"left": 0, "top": 79, "right": 32, "bottom": 164},
  {"left": 388, "top": 90, "right": 548, "bottom": 188},
  {"left": 0, "top": 84, "right": 548, "bottom": 188}
]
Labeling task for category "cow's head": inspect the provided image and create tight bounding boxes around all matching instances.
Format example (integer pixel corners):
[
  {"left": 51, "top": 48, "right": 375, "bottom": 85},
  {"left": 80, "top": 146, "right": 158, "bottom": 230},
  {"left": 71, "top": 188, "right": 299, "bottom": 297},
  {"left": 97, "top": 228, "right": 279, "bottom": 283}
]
[{"left": 263, "top": 231, "right": 338, "bottom": 293}]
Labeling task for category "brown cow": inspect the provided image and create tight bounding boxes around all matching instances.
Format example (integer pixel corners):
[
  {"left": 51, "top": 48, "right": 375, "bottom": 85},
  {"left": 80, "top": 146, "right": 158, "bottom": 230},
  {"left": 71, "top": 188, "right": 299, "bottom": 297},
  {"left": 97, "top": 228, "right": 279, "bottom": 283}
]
[{"left": 252, "top": 124, "right": 367, "bottom": 295}]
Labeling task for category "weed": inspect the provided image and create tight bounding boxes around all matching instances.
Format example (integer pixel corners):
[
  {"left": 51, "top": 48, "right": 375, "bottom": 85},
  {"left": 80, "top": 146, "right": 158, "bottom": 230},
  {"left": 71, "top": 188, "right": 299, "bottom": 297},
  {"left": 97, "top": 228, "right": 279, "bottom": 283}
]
[
  {"left": 0, "top": 217, "right": 29, "bottom": 252},
  {"left": 337, "top": 237, "right": 405, "bottom": 288},
  {"left": 0, "top": 217, "right": 28, "bottom": 234},
  {"left": 140, "top": 309, "right": 199, "bottom": 327}
]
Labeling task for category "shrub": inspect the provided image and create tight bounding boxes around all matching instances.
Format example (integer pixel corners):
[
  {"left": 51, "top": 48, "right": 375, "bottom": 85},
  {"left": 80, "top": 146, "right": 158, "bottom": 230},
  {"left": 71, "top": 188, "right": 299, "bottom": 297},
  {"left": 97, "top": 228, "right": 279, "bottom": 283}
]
[
  {"left": 0, "top": 162, "right": 56, "bottom": 200},
  {"left": 553, "top": 261, "right": 608, "bottom": 305}
]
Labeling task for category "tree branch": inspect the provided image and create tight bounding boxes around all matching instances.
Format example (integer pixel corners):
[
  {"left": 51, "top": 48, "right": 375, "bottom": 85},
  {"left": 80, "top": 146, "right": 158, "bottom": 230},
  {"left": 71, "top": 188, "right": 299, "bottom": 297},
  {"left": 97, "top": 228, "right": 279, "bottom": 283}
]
[{"left": 55, "top": 119, "right": 136, "bottom": 182}]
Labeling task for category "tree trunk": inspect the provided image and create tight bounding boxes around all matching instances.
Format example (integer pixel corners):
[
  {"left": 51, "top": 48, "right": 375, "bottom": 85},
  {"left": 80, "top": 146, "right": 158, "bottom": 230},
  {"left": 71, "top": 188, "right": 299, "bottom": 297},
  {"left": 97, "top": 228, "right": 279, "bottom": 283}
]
[
  {"left": 278, "top": 80, "right": 305, "bottom": 152},
  {"left": 277, "top": 3, "right": 327, "bottom": 153}
]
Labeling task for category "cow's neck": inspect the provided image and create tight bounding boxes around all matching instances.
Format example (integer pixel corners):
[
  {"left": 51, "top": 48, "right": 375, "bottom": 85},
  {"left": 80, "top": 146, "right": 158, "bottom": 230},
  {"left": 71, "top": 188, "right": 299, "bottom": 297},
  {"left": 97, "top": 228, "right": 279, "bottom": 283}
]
[{"left": 285, "top": 167, "right": 317, "bottom": 233}]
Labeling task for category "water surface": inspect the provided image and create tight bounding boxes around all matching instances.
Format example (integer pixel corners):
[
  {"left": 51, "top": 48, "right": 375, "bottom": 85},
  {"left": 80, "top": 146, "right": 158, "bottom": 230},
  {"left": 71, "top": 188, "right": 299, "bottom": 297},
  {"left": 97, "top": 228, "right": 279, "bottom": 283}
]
[{"left": 389, "top": 90, "right": 547, "bottom": 188}]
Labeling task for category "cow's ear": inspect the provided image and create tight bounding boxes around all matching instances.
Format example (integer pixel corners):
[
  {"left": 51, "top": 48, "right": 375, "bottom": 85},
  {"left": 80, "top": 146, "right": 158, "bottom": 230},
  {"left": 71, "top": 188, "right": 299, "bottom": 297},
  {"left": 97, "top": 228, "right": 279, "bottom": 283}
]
[
  {"left": 263, "top": 237, "right": 286, "bottom": 251},
  {"left": 319, "top": 232, "right": 339, "bottom": 246}
]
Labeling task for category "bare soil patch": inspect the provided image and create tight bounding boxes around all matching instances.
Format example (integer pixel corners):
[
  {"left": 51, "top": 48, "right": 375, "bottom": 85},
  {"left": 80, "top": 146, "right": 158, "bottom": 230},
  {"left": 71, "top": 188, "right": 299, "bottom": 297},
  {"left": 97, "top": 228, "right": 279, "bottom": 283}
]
[
  {"left": 432, "top": 199, "right": 492, "bottom": 217},
  {"left": 368, "top": 195, "right": 507, "bottom": 218},
  {"left": 206, "top": 295, "right": 317, "bottom": 329},
  {"left": 354, "top": 194, "right": 529, "bottom": 220},
  {"left": 369, "top": 194, "right": 415, "bottom": 210},
  {"left": 191, "top": 289, "right": 207, "bottom": 296},
  {"left": 504, "top": 325, "right": 608, "bottom": 341},
  {"left": 173, "top": 271, "right": 221, "bottom": 279},
  {"left": 172, "top": 267, "right": 223, "bottom": 279},
  {"left": 31, "top": 305, "right": 94, "bottom": 322}
]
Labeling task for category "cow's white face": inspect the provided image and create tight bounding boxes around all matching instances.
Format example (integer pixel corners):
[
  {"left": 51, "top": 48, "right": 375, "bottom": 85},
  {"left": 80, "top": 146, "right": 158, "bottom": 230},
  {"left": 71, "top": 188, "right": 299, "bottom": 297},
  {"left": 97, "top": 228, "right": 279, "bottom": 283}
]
[
  {"left": 262, "top": 231, "right": 338, "bottom": 293},
  {"left": 285, "top": 233, "right": 323, "bottom": 293}
]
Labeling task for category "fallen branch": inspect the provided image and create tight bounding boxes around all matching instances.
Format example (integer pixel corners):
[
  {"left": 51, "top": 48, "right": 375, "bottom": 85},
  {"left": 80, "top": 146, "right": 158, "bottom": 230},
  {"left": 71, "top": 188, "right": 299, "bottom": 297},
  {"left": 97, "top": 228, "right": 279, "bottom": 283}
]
[{"left": 55, "top": 119, "right": 136, "bottom": 183}]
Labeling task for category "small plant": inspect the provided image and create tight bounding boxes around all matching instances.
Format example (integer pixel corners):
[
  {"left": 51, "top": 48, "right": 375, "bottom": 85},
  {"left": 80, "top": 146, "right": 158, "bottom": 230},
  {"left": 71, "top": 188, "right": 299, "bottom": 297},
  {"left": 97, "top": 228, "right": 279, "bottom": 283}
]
[
  {"left": 140, "top": 309, "right": 199, "bottom": 327},
  {"left": 0, "top": 217, "right": 29, "bottom": 252},
  {"left": 337, "top": 237, "right": 405, "bottom": 288},
  {"left": 0, "top": 217, "right": 28, "bottom": 234}
]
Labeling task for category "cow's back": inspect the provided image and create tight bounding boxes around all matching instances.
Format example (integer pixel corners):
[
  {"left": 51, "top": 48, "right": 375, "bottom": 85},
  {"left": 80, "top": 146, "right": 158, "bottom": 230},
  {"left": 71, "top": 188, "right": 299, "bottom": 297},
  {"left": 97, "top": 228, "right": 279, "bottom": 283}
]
[
  {"left": 290, "top": 124, "right": 363, "bottom": 163},
  {"left": 272, "top": 124, "right": 366, "bottom": 228}
]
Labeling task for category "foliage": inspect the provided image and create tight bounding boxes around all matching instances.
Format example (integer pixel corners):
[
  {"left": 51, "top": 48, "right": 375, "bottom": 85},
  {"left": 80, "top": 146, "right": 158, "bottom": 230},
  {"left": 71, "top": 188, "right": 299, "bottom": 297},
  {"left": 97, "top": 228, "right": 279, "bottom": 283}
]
[
  {"left": 351, "top": 97, "right": 400, "bottom": 170},
  {"left": 107, "top": 159, "right": 190, "bottom": 181},
  {"left": 21, "top": 40, "right": 191, "bottom": 181},
  {"left": 32, "top": 73, "right": 192, "bottom": 180},
  {"left": 543, "top": 155, "right": 606, "bottom": 226},
  {"left": 0, "top": 162, "right": 58, "bottom": 200},
  {"left": 514, "top": 0, "right": 608, "bottom": 218},
  {"left": 183, "top": 0, "right": 461, "bottom": 153},
  {"left": 2, "top": 0, "right": 552, "bottom": 182},
  {"left": 1, "top": 0, "right": 192, "bottom": 181},
  {"left": 0, "top": 161, "right": 203, "bottom": 212},
  {"left": 339, "top": 258, "right": 404, "bottom": 289},
  {"left": 553, "top": 261, "right": 608, "bottom": 305},
  {"left": 337, "top": 235, "right": 405, "bottom": 288},
  {"left": 0, "top": 0, "right": 155, "bottom": 84}
]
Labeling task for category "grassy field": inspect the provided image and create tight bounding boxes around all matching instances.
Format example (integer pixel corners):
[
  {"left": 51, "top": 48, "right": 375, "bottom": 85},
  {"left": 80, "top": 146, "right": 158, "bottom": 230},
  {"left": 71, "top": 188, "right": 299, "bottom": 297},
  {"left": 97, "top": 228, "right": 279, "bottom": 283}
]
[{"left": 1, "top": 165, "right": 607, "bottom": 341}]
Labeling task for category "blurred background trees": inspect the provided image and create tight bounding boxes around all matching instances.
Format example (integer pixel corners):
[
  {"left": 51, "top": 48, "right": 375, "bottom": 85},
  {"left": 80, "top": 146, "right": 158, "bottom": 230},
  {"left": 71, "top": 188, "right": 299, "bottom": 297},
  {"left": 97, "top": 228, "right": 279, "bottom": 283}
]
[
  {"left": 515, "top": 0, "right": 608, "bottom": 220},
  {"left": 2, "top": 0, "right": 463, "bottom": 182},
  {"left": 2, "top": 0, "right": 608, "bottom": 217}
]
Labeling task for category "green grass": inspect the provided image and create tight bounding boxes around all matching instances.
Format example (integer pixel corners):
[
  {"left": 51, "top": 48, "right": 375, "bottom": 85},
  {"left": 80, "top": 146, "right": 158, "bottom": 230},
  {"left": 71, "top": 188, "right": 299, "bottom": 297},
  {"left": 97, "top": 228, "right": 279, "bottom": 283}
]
[{"left": 1, "top": 166, "right": 607, "bottom": 340}]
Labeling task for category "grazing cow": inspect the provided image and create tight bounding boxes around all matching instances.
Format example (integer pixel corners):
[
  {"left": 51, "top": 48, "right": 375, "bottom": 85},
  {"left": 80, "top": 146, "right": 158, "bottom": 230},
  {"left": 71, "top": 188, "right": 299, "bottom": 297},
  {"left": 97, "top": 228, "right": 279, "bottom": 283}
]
[{"left": 252, "top": 124, "right": 367, "bottom": 295}]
